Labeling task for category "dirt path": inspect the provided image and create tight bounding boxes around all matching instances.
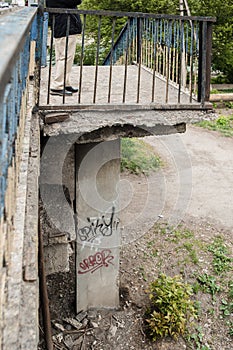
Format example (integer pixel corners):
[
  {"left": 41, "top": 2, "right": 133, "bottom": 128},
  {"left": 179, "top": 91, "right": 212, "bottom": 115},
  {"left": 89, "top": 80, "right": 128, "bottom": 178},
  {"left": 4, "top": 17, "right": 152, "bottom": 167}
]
[
  {"left": 144, "top": 125, "right": 233, "bottom": 230},
  {"left": 119, "top": 124, "right": 233, "bottom": 246}
]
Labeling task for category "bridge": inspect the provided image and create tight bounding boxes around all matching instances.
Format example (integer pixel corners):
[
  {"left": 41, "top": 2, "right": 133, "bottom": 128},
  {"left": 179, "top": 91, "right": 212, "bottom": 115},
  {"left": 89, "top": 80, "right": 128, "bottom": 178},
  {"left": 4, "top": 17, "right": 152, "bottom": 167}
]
[{"left": 0, "top": 5, "right": 215, "bottom": 349}]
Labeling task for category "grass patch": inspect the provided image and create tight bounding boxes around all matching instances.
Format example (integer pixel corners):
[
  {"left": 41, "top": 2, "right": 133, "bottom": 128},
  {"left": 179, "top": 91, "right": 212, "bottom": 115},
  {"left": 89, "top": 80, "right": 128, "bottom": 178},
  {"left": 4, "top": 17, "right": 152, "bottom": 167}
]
[
  {"left": 144, "top": 223, "right": 233, "bottom": 347},
  {"left": 196, "top": 115, "right": 233, "bottom": 137},
  {"left": 141, "top": 223, "right": 233, "bottom": 347},
  {"left": 121, "top": 138, "right": 161, "bottom": 175}
]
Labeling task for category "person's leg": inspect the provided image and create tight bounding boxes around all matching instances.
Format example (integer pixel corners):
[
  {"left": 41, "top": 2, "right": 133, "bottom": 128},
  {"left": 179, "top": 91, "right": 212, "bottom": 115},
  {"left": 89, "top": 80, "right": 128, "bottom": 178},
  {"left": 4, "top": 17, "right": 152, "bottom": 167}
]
[
  {"left": 51, "top": 35, "right": 77, "bottom": 90},
  {"left": 51, "top": 36, "right": 66, "bottom": 90},
  {"left": 65, "top": 34, "right": 77, "bottom": 87}
]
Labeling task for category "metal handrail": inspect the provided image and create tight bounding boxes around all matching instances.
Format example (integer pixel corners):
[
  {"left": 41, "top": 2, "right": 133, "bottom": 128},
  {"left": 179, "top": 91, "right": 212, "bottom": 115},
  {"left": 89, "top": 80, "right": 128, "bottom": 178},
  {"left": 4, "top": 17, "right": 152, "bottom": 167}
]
[
  {"left": 41, "top": 8, "right": 215, "bottom": 106},
  {"left": 0, "top": 7, "right": 37, "bottom": 218}
]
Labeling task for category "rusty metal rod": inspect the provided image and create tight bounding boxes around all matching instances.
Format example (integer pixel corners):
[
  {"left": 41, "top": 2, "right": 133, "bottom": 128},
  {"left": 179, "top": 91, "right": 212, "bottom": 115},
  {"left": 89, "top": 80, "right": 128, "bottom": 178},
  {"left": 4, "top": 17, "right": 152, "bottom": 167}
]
[{"left": 39, "top": 214, "right": 54, "bottom": 350}]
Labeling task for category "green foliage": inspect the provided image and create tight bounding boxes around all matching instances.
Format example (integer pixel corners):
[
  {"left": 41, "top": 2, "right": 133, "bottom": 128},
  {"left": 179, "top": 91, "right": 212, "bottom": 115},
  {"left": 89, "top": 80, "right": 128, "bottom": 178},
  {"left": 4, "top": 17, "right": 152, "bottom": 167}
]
[
  {"left": 211, "top": 75, "right": 229, "bottom": 84},
  {"left": 146, "top": 274, "right": 198, "bottom": 341},
  {"left": 74, "top": 42, "right": 96, "bottom": 65},
  {"left": 227, "top": 320, "right": 233, "bottom": 336},
  {"left": 121, "top": 138, "right": 161, "bottom": 175},
  {"left": 79, "top": 0, "right": 177, "bottom": 63},
  {"left": 167, "top": 228, "right": 194, "bottom": 243},
  {"left": 186, "top": 325, "right": 211, "bottom": 350},
  {"left": 197, "top": 115, "right": 233, "bottom": 137},
  {"left": 182, "top": 242, "right": 199, "bottom": 265},
  {"left": 220, "top": 298, "right": 233, "bottom": 318},
  {"left": 81, "top": 0, "right": 177, "bottom": 14},
  {"left": 220, "top": 281, "right": 233, "bottom": 335},
  {"left": 224, "top": 101, "right": 233, "bottom": 109},
  {"left": 189, "top": 0, "right": 233, "bottom": 83},
  {"left": 208, "top": 237, "right": 233, "bottom": 274},
  {"left": 196, "top": 273, "right": 220, "bottom": 297}
]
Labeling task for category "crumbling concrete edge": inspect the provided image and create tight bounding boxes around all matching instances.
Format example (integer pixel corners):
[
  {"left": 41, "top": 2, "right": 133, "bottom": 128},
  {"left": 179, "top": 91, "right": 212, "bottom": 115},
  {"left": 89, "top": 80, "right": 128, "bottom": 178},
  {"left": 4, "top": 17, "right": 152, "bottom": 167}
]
[{"left": 41, "top": 107, "right": 217, "bottom": 140}]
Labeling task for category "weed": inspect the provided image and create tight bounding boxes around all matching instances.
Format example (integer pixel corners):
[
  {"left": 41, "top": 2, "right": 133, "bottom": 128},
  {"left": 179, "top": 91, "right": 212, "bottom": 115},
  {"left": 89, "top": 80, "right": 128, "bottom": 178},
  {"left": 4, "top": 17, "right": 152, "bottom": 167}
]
[
  {"left": 228, "top": 281, "right": 233, "bottom": 299},
  {"left": 196, "top": 115, "right": 233, "bottom": 137},
  {"left": 147, "top": 240, "right": 156, "bottom": 248},
  {"left": 210, "top": 89, "right": 219, "bottom": 94},
  {"left": 192, "top": 281, "right": 201, "bottom": 294},
  {"left": 186, "top": 325, "right": 211, "bottom": 350},
  {"left": 146, "top": 274, "right": 198, "bottom": 341},
  {"left": 208, "top": 237, "right": 232, "bottom": 274},
  {"left": 139, "top": 266, "right": 147, "bottom": 281},
  {"left": 167, "top": 228, "right": 194, "bottom": 243},
  {"left": 182, "top": 242, "right": 199, "bottom": 264},
  {"left": 227, "top": 321, "right": 233, "bottom": 336},
  {"left": 220, "top": 298, "right": 233, "bottom": 318},
  {"left": 224, "top": 101, "right": 233, "bottom": 109},
  {"left": 196, "top": 273, "right": 220, "bottom": 297}
]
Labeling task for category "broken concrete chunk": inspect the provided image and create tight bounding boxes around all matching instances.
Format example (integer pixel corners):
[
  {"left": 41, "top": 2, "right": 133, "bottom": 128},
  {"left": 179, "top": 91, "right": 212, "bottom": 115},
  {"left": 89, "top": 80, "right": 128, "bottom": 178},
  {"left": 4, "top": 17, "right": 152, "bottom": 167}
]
[
  {"left": 75, "top": 310, "right": 87, "bottom": 322},
  {"left": 63, "top": 317, "right": 83, "bottom": 330},
  {"left": 52, "top": 322, "right": 65, "bottom": 332}
]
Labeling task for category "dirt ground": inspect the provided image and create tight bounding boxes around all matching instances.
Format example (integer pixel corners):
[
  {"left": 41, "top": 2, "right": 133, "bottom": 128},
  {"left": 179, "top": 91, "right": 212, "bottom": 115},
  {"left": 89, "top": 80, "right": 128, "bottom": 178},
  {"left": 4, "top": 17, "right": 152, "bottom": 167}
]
[{"left": 38, "top": 110, "right": 233, "bottom": 350}]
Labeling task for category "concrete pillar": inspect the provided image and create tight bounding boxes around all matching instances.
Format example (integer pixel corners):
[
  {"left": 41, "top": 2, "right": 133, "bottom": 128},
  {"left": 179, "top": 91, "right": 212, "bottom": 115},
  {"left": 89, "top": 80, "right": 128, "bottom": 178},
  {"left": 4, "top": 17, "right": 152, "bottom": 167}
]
[{"left": 75, "top": 139, "right": 120, "bottom": 312}]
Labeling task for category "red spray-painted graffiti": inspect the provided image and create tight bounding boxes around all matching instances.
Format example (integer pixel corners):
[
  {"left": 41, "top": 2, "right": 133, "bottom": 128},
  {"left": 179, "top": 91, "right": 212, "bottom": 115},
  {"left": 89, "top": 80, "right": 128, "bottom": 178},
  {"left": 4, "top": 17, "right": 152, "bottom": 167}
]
[{"left": 78, "top": 249, "right": 114, "bottom": 275}]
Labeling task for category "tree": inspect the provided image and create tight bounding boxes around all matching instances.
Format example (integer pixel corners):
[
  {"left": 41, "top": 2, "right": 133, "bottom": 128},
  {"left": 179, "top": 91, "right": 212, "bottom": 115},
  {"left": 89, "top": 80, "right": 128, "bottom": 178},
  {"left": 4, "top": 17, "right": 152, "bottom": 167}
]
[{"left": 184, "top": 0, "right": 233, "bottom": 82}]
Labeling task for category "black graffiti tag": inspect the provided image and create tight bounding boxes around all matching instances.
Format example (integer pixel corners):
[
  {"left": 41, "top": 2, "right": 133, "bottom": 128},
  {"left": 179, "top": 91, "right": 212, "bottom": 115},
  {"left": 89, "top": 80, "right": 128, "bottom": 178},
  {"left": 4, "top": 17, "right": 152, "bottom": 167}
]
[{"left": 77, "top": 207, "right": 120, "bottom": 242}]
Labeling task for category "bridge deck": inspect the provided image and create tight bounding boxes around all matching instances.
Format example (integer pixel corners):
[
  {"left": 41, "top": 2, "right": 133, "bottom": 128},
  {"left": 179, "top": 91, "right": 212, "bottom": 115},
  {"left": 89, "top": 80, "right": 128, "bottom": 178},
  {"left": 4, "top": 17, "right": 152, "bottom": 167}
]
[
  {"left": 40, "top": 64, "right": 197, "bottom": 106},
  {"left": 39, "top": 65, "right": 215, "bottom": 140}
]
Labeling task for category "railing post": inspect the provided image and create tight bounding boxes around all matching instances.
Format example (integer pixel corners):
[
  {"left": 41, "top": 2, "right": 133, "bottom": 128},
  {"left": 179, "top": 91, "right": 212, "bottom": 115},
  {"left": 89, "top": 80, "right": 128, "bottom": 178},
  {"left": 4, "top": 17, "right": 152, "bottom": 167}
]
[
  {"left": 34, "top": 2, "right": 44, "bottom": 108},
  {"left": 136, "top": 17, "right": 141, "bottom": 64},
  {"left": 198, "top": 21, "right": 207, "bottom": 105},
  {"left": 205, "top": 22, "right": 213, "bottom": 101}
]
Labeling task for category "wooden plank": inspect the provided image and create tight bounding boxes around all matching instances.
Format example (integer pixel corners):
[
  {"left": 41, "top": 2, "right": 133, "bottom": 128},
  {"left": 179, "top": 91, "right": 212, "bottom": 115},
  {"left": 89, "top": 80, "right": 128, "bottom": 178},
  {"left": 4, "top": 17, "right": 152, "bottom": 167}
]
[
  {"left": 23, "top": 114, "right": 40, "bottom": 282},
  {"left": 44, "top": 112, "right": 70, "bottom": 124}
]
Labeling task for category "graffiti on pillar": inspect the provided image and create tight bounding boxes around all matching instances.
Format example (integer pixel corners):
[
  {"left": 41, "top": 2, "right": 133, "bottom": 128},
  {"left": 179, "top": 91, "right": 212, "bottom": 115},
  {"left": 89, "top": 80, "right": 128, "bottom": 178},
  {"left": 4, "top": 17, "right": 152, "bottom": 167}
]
[
  {"left": 78, "top": 249, "right": 114, "bottom": 274},
  {"left": 77, "top": 207, "right": 120, "bottom": 242}
]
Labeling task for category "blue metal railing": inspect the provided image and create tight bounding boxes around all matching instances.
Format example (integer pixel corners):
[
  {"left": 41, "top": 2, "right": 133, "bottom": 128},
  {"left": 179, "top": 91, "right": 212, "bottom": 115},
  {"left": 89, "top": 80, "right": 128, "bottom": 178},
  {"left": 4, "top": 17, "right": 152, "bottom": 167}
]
[
  {"left": 0, "top": 7, "right": 38, "bottom": 218},
  {"left": 103, "top": 17, "right": 201, "bottom": 100}
]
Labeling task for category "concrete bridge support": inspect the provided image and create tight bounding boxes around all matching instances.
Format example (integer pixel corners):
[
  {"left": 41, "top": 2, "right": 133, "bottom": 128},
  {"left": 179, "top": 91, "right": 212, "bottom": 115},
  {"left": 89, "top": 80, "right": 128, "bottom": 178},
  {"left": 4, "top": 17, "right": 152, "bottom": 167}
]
[{"left": 75, "top": 139, "right": 121, "bottom": 311}]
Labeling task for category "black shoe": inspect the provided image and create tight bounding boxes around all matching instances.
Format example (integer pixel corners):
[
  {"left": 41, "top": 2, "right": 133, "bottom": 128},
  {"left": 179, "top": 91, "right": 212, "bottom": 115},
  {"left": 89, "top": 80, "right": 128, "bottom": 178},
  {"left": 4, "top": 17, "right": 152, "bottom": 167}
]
[
  {"left": 65, "top": 86, "right": 78, "bottom": 93},
  {"left": 50, "top": 89, "right": 73, "bottom": 96}
]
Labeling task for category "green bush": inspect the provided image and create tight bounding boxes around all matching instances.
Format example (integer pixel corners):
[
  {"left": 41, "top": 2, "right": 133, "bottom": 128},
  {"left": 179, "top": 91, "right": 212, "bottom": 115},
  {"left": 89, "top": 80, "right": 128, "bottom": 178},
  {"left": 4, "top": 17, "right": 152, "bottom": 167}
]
[{"left": 146, "top": 274, "right": 198, "bottom": 341}]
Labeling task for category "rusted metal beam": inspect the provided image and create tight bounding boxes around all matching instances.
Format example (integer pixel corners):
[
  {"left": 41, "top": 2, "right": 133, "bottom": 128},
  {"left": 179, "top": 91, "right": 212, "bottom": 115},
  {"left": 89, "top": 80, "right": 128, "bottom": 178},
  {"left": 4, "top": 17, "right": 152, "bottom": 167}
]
[{"left": 45, "top": 7, "right": 216, "bottom": 22}]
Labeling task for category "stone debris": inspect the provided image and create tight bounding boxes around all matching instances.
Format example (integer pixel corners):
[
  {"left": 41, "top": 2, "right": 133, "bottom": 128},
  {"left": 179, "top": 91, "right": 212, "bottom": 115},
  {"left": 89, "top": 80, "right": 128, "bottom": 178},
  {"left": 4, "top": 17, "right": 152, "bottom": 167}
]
[
  {"left": 52, "top": 321, "right": 65, "bottom": 332},
  {"left": 75, "top": 310, "right": 87, "bottom": 322},
  {"left": 108, "top": 324, "right": 118, "bottom": 337},
  {"left": 63, "top": 334, "right": 74, "bottom": 348},
  {"left": 63, "top": 317, "right": 83, "bottom": 330}
]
